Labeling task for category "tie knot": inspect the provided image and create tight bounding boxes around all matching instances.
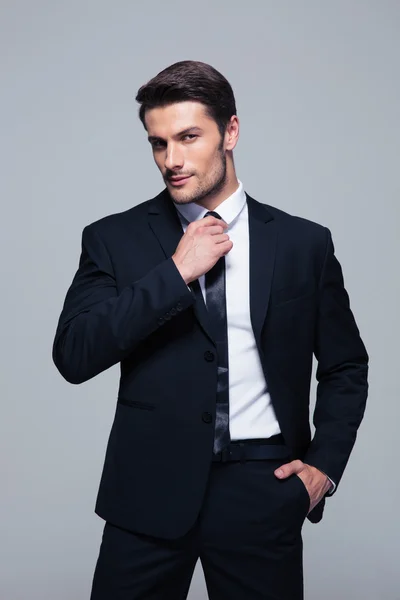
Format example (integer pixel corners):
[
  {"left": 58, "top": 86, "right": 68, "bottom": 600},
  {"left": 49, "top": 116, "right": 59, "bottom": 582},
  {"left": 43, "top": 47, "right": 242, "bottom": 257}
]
[{"left": 205, "top": 211, "right": 222, "bottom": 220}]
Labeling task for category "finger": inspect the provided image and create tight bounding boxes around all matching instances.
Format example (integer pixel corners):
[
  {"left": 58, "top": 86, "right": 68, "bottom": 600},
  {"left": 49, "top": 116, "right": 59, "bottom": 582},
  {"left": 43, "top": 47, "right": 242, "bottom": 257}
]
[
  {"left": 206, "top": 226, "right": 229, "bottom": 236},
  {"left": 213, "top": 233, "right": 231, "bottom": 244},
  {"left": 203, "top": 215, "right": 229, "bottom": 228},
  {"left": 274, "top": 460, "right": 304, "bottom": 479}
]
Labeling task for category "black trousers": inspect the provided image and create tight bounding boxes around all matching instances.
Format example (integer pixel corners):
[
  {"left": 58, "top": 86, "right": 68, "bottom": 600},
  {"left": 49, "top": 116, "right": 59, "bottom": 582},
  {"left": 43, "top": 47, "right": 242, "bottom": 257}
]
[{"left": 90, "top": 454, "right": 310, "bottom": 599}]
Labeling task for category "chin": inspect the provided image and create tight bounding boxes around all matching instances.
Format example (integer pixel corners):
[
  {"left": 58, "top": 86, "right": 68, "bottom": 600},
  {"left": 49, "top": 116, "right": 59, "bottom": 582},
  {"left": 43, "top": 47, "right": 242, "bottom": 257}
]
[
  {"left": 170, "top": 193, "right": 193, "bottom": 204},
  {"left": 168, "top": 185, "right": 196, "bottom": 204}
]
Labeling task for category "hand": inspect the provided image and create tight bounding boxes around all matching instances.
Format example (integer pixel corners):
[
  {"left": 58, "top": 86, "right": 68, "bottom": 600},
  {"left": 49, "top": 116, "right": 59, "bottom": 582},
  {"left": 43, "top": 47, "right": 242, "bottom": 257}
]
[
  {"left": 172, "top": 216, "right": 233, "bottom": 285},
  {"left": 274, "top": 460, "right": 333, "bottom": 513}
]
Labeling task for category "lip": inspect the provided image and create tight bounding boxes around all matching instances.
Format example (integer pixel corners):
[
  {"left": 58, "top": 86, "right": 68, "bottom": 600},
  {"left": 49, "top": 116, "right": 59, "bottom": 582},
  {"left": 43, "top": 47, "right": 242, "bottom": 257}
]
[{"left": 168, "top": 175, "right": 192, "bottom": 186}]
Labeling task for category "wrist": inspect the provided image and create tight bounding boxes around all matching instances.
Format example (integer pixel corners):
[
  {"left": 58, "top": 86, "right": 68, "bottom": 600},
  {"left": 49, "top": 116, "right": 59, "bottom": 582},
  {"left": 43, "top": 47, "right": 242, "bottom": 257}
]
[
  {"left": 308, "top": 464, "right": 333, "bottom": 490},
  {"left": 172, "top": 255, "right": 191, "bottom": 285}
]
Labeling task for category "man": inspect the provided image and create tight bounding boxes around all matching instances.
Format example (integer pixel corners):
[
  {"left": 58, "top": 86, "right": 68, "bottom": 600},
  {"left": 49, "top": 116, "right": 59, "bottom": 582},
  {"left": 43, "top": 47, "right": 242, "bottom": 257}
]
[{"left": 52, "top": 60, "right": 368, "bottom": 599}]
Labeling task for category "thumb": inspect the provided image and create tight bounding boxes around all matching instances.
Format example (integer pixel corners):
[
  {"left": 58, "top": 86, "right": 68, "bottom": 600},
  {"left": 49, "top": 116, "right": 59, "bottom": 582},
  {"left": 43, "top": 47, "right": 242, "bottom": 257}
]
[{"left": 274, "top": 460, "right": 304, "bottom": 479}]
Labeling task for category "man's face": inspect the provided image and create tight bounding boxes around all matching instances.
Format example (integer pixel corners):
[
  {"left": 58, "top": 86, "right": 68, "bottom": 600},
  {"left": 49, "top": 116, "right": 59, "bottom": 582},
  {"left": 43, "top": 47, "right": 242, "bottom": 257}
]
[{"left": 145, "top": 101, "right": 227, "bottom": 204}]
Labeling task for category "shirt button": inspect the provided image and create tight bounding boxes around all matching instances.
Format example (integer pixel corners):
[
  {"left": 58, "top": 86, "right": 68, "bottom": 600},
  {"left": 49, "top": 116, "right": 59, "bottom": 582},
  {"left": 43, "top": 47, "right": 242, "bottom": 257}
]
[
  {"left": 202, "top": 412, "right": 213, "bottom": 424},
  {"left": 204, "top": 351, "right": 215, "bottom": 362}
]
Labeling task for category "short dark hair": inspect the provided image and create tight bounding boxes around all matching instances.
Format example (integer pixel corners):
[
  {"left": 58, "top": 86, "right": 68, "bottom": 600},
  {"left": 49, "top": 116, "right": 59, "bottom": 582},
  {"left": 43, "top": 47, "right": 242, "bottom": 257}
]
[{"left": 135, "top": 60, "right": 237, "bottom": 138}]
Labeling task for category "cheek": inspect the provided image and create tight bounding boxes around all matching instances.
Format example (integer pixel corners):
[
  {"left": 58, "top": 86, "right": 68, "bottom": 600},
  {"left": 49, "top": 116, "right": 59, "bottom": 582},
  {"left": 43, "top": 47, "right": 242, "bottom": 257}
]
[
  {"left": 189, "top": 148, "right": 215, "bottom": 175},
  {"left": 153, "top": 154, "right": 164, "bottom": 172}
]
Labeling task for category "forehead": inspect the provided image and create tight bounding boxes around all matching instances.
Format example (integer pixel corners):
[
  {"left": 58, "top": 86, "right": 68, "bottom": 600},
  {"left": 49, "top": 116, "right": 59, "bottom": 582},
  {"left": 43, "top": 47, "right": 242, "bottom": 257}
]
[{"left": 145, "top": 101, "right": 216, "bottom": 136}]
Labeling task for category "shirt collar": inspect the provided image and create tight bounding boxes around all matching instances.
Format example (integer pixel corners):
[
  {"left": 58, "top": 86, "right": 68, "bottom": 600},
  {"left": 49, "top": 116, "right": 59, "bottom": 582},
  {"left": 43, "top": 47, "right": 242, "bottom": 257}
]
[{"left": 173, "top": 180, "right": 246, "bottom": 225}]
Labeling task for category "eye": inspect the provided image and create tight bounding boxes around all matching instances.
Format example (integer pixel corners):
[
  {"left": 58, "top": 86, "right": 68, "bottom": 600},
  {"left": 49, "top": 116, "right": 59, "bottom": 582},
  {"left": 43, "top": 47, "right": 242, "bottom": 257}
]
[
  {"left": 182, "top": 134, "right": 198, "bottom": 141},
  {"left": 152, "top": 140, "right": 166, "bottom": 149}
]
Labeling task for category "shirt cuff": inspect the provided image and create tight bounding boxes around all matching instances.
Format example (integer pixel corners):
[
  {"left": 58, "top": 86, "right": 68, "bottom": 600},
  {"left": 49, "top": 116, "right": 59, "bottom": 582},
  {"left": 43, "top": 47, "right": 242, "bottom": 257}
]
[{"left": 321, "top": 471, "right": 336, "bottom": 495}]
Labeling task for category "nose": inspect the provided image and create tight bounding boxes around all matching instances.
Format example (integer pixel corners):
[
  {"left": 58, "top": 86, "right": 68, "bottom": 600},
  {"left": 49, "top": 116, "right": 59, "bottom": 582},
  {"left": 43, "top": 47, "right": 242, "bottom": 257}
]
[{"left": 164, "top": 143, "right": 184, "bottom": 172}]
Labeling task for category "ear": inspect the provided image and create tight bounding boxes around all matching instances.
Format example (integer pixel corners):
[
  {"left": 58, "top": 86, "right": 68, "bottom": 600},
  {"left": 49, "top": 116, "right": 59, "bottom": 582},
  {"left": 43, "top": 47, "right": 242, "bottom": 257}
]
[{"left": 224, "top": 115, "right": 239, "bottom": 151}]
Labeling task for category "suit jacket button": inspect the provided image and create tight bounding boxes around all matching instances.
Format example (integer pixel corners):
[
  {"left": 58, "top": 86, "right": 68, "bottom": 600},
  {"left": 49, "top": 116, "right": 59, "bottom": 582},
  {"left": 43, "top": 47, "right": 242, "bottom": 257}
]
[
  {"left": 204, "top": 351, "right": 215, "bottom": 362},
  {"left": 164, "top": 312, "right": 172, "bottom": 320},
  {"left": 157, "top": 317, "right": 165, "bottom": 325},
  {"left": 202, "top": 412, "right": 213, "bottom": 424},
  {"left": 170, "top": 308, "right": 177, "bottom": 316},
  {"left": 176, "top": 302, "right": 183, "bottom": 311}
]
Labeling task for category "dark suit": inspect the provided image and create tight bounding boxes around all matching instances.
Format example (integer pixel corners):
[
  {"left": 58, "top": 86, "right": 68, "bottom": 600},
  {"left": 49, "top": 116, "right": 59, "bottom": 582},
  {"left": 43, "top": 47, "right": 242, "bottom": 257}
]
[{"left": 53, "top": 189, "right": 368, "bottom": 597}]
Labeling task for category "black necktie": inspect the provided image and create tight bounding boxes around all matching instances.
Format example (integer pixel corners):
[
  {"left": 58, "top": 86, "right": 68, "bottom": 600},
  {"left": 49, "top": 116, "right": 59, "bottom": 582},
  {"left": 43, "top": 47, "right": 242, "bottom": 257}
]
[{"left": 204, "top": 211, "right": 231, "bottom": 453}]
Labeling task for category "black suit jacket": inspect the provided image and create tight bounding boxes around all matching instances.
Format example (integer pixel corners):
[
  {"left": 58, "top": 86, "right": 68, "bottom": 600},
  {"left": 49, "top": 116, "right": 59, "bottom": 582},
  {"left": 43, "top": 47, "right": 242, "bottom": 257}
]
[{"left": 52, "top": 189, "right": 368, "bottom": 539}]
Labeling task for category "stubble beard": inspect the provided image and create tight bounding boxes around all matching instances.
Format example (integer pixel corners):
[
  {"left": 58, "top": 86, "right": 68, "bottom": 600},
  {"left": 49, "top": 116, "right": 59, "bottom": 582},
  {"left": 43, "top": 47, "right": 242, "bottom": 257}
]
[{"left": 168, "top": 144, "right": 227, "bottom": 206}]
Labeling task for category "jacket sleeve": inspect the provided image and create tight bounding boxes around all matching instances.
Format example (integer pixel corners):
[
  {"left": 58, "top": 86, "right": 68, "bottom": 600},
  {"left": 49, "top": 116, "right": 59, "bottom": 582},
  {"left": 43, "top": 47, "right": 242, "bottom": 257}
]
[
  {"left": 52, "top": 224, "right": 195, "bottom": 384},
  {"left": 303, "top": 228, "right": 369, "bottom": 492}
]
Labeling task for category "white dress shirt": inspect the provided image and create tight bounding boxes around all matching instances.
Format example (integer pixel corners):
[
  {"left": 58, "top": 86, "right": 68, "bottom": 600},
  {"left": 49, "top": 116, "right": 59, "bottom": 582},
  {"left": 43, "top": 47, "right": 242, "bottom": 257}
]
[{"left": 173, "top": 180, "right": 281, "bottom": 441}]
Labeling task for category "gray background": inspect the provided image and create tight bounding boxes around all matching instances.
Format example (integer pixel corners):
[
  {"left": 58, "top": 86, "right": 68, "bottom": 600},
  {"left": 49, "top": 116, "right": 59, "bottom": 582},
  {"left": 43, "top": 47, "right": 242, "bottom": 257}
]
[{"left": 1, "top": 1, "right": 399, "bottom": 598}]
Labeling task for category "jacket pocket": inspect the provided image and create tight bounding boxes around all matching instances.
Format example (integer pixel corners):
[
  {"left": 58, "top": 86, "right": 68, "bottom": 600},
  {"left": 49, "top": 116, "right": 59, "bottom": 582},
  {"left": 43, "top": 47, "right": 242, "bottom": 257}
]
[
  {"left": 117, "top": 396, "right": 155, "bottom": 410},
  {"left": 271, "top": 281, "right": 315, "bottom": 307}
]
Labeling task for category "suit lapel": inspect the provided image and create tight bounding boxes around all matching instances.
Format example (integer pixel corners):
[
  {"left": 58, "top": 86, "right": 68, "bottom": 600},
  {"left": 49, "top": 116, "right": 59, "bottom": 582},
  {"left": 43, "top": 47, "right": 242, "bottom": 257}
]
[
  {"left": 147, "top": 189, "right": 277, "bottom": 349},
  {"left": 247, "top": 194, "right": 277, "bottom": 349},
  {"left": 147, "top": 189, "right": 216, "bottom": 345}
]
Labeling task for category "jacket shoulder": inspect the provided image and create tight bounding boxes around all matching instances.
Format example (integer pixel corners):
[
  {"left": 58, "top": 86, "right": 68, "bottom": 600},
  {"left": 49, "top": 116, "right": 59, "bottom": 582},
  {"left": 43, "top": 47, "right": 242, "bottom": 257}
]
[
  {"left": 263, "top": 202, "right": 328, "bottom": 237},
  {"left": 247, "top": 195, "right": 330, "bottom": 257},
  {"left": 82, "top": 193, "right": 162, "bottom": 239}
]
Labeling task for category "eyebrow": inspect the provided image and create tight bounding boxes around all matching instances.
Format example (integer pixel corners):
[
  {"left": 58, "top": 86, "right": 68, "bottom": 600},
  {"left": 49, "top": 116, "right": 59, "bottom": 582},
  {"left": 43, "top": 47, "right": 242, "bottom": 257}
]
[{"left": 148, "top": 126, "right": 203, "bottom": 143}]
